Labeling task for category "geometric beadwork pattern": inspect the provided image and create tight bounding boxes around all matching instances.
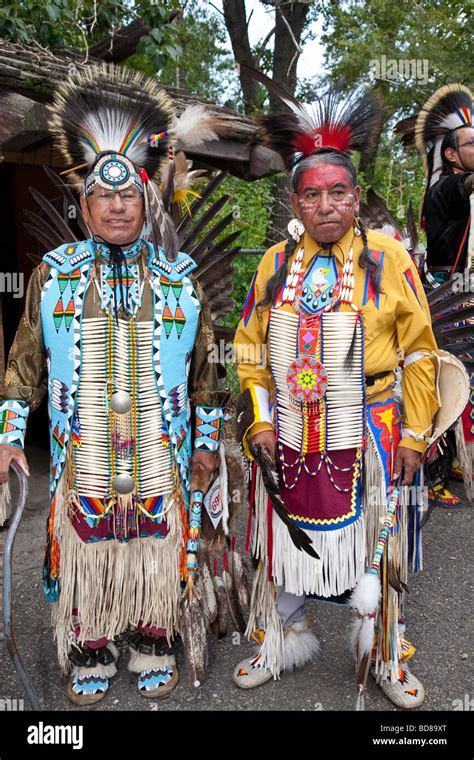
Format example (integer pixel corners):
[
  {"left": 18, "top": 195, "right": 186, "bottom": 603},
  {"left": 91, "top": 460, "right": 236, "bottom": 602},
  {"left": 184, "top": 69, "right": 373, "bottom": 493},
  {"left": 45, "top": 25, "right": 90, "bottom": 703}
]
[
  {"left": 151, "top": 268, "right": 200, "bottom": 493},
  {"left": 42, "top": 263, "right": 89, "bottom": 496},
  {"left": 170, "top": 382, "right": 186, "bottom": 417},
  {"left": 160, "top": 276, "right": 186, "bottom": 338},
  {"left": 295, "top": 254, "right": 338, "bottom": 315},
  {"left": 287, "top": 356, "right": 327, "bottom": 405},
  {"left": 53, "top": 297, "right": 75, "bottom": 332},
  {"left": 194, "top": 406, "right": 224, "bottom": 452},
  {"left": 52, "top": 422, "right": 65, "bottom": 457},
  {"left": 100, "top": 263, "right": 142, "bottom": 317},
  {"left": 49, "top": 379, "right": 69, "bottom": 414},
  {"left": 0, "top": 399, "right": 29, "bottom": 448}
]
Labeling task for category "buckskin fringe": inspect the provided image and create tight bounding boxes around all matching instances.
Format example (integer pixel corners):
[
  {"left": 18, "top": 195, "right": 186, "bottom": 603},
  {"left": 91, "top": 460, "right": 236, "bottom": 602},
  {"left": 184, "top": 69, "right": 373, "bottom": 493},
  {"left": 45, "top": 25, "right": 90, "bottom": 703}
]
[{"left": 51, "top": 474, "right": 183, "bottom": 673}]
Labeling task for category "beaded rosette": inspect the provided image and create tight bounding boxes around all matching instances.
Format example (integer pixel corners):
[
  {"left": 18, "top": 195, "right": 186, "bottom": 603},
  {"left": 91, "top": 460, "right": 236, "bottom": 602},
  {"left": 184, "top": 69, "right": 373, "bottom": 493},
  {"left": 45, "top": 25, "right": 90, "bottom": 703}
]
[{"left": 271, "top": 245, "right": 365, "bottom": 500}]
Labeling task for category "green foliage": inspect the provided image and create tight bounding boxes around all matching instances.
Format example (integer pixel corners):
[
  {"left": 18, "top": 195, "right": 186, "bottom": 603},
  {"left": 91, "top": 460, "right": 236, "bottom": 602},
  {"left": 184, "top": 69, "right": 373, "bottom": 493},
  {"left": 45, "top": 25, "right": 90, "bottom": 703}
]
[
  {"left": 189, "top": 171, "right": 273, "bottom": 331},
  {"left": 312, "top": 0, "right": 472, "bottom": 230},
  {"left": 362, "top": 132, "right": 427, "bottom": 235},
  {"left": 146, "top": 0, "right": 237, "bottom": 105},
  {"left": 320, "top": 0, "right": 471, "bottom": 112},
  {"left": 214, "top": 174, "right": 273, "bottom": 332},
  {"left": 0, "top": 0, "right": 129, "bottom": 48},
  {"left": 3, "top": 0, "right": 466, "bottom": 320},
  {"left": 0, "top": 0, "right": 184, "bottom": 63}
]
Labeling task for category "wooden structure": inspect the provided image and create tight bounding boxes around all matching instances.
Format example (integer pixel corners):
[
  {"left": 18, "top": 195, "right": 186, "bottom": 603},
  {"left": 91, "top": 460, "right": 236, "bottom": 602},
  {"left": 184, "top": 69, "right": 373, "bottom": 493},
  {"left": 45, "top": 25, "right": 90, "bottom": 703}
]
[{"left": 0, "top": 37, "right": 282, "bottom": 180}]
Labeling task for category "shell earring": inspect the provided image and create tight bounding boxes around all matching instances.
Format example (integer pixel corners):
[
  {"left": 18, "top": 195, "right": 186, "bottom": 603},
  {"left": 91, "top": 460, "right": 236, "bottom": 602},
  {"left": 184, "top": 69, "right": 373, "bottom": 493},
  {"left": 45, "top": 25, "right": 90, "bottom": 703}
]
[
  {"left": 287, "top": 218, "right": 305, "bottom": 242},
  {"left": 354, "top": 216, "right": 362, "bottom": 237}
]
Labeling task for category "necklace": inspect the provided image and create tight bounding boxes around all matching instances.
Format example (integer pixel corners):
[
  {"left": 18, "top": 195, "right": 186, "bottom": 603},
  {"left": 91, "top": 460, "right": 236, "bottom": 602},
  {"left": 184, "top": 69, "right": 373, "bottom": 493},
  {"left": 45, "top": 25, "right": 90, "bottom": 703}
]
[{"left": 279, "top": 241, "right": 356, "bottom": 308}]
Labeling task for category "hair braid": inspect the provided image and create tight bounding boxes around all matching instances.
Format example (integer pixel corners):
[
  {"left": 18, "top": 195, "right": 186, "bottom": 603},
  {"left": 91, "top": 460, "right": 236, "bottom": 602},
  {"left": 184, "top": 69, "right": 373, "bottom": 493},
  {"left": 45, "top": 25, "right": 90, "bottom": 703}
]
[
  {"left": 357, "top": 217, "right": 382, "bottom": 294},
  {"left": 257, "top": 236, "right": 298, "bottom": 310}
]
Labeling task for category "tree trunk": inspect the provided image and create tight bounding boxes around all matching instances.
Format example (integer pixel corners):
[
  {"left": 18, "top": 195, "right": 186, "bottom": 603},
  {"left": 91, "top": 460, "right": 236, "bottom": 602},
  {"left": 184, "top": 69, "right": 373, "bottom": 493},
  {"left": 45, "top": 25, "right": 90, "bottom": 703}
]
[
  {"left": 222, "top": 0, "right": 259, "bottom": 112},
  {"left": 266, "top": 2, "right": 310, "bottom": 244},
  {"left": 269, "top": 2, "right": 308, "bottom": 113},
  {"left": 221, "top": 1, "right": 312, "bottom": 241}
]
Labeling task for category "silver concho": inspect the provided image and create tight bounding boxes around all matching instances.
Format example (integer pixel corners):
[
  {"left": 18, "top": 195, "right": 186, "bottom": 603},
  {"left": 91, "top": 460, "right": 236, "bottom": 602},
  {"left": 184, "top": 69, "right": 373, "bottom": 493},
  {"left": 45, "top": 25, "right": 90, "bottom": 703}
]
[
  {"left": 112, "top": 473, "right": 136, "bottom": 494},
  {"left": 110, "top": 390, "right": 133, "bottom": 414}
]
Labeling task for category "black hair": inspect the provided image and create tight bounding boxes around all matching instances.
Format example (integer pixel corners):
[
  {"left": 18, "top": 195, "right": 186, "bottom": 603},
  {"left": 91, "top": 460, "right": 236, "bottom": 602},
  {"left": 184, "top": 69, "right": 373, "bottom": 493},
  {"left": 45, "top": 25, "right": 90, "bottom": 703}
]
[
  {"left": 440, "top": 130, "right": 459, "bottom": 173},
  {"left": 257, "top": 151, "right": 381, "bottom": 309}
]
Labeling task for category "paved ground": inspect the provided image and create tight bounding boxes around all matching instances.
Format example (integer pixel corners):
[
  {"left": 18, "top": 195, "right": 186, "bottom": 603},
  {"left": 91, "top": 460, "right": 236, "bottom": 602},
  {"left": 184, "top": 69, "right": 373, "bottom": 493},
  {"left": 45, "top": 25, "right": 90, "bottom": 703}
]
[{"left": 0, "top": 445, "right": 472, "bottom": 713}]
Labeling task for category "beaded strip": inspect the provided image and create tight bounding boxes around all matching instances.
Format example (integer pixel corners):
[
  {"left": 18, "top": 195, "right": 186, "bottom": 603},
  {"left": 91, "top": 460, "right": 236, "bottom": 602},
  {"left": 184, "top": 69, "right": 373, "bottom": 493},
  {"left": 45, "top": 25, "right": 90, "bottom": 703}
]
[
  {"left": 129, "top": 318, "right": 142, "bottom": 531},
  {"left": 106, "top": 314, "right": 116, "bottom": 504},
  {"left": 275, "top": 240, "right": 363, "bottom": 490},
  {"left": 278, "top": 245, "right": 304, "bottom": 305},
  {"left": 369, "top": 487, "right": 400, "bottom": 574},
  {"left": 186, "top": 490, "right": 203, "bottom": 570}
]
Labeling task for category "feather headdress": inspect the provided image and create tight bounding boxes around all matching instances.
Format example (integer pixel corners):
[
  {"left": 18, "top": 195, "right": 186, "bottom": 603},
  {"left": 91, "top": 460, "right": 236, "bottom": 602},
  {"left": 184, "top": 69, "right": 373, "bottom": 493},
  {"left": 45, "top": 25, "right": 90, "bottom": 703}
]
[
  {"left": 49, "top": 63, "right": 180, "bottom": 257},
  {"left": 49, "top": 62, "right": 174, "bottom": 188},
  {"left": 395, "top": 84, "right": 473, "bottom": 188},
  {"left": 237, "top": 62, "right": 385, "bottom": 171},
  {"left": 172, "top": 104, "right": 233, "bottom": 148}
]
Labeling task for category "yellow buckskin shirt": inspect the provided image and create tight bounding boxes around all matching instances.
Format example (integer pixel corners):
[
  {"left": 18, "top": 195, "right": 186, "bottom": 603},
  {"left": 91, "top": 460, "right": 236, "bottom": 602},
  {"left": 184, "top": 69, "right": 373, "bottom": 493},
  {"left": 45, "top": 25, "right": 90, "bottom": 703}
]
[{"left": 235, "top": 226, "right": 439, "bottom": 454}]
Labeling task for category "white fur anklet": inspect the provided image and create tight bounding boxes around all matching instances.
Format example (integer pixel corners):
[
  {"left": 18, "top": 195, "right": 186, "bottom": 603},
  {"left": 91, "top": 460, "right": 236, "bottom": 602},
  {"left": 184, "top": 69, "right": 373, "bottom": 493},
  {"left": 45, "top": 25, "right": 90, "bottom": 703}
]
[
  {"left": 128, "top": 649, "right": 176, "bottom": 674},
  {"left": 282, "top": 620, "right": 320, "bottom": 672}
]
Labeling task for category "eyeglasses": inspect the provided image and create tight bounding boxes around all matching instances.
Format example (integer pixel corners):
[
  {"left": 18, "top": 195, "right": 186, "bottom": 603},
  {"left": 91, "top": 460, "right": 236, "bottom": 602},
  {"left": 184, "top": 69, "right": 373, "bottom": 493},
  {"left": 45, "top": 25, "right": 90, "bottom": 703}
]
[
  {"left": 457, "top": 139, "right": 474, "bottom": 148},
  {"left": 89, "top": 189, "right": 143, "bottom": 204},
  {"left": 297, "top": 188, "right": 355, "bottom": 208}
]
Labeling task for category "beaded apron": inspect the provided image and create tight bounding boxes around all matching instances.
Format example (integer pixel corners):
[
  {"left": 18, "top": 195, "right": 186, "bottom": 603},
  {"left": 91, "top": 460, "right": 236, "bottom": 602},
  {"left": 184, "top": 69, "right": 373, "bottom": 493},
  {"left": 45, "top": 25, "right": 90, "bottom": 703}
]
[
  {"left": 267, "top": 245, "right": 367, "bottom": 596},
  {"left": 70, "top": 315, "right": 174, "bottom": 542},
  {"left": 271, "top": 248, "right": 364, "bottom": 531}
]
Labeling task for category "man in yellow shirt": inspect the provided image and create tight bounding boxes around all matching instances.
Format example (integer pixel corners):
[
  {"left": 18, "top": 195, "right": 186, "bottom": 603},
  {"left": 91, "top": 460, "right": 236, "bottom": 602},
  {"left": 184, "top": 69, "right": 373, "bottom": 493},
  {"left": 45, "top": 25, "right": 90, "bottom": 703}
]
[{"left": 232, "top": 78, "right": 439, "bottom": 709}]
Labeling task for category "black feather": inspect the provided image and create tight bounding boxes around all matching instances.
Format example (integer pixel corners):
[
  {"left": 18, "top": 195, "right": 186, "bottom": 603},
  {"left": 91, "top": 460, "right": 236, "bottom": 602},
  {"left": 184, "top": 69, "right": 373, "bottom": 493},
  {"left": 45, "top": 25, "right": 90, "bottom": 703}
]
[
  {"left": 181, "top": 196, "right": 230, "bottom": 250},
  {"left": 394, "top": 114, "right": 417, "bottom": 147},
  {"left": 23, "top": 213, "right": 66, "bottom": 251},
  {"left": 43, "top": 166, "right": 89, "bottom": 238},
  {"left": 429, "top": 289, "right": 474, "bottom": 317},
  {"left": 177, "top": 171, "right": 228, "bottom": 242},
  {"left": 432, "top": 305, "right": 474, "bottom": 331},
  {"left": 191, "top": 231, "right": 240, "bottom": 263},
  {"left": 436, "top": 324, "right": 474, "bottom": 343},
  {"left": 248, "top": 441, "right": 320, "bottom": 560},
  {"left": 188, "top": 212, "right": 235, "bottom": 258},
  {"left": 28, "top": 188, "right": 79, "bottom": 243}
]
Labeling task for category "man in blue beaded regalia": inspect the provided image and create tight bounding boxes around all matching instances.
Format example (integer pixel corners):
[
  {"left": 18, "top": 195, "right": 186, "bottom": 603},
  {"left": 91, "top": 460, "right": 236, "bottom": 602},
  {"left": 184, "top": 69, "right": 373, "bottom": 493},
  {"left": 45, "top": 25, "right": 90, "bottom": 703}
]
[{"left": 0, "top": 64, "right": 228, "bottom": 705}]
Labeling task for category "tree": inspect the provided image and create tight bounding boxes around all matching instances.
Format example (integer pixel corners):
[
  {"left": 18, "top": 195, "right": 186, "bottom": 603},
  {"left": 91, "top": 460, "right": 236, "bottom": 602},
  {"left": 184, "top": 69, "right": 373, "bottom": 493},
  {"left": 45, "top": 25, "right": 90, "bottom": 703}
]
[
  {"left": 318, "top": 0, "right": 472, "bottom": 229},
  {"left": 134, "top": 0, "right": 235, "bottom": 102},
  {"left": 222, "top": 0, "right": 318, "bottom": 244},
  {"left": 0, "top": 0, "right": 184, "bottom": 68},
  {"left": 320, "top": 0, "right": 472, "bottom": 115}
]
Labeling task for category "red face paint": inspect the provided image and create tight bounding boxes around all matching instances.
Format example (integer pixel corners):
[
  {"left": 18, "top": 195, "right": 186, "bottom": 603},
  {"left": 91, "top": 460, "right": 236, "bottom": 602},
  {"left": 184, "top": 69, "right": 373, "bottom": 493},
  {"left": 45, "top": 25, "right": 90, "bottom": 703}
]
[
  {"left": 293, "top": 163, "right": 359, "bottom": 244},
  {"left": 297, "top": 164, "right": 352, "bottom": 194}
]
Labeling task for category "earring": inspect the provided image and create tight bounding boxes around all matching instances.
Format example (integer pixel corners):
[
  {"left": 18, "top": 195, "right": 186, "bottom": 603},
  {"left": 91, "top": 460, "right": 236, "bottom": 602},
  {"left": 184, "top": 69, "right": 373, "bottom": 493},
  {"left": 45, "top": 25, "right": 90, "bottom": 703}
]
[
  {"left": 353, "top": 216, "right": 362, "bottom": 237},
  {"left": 287, "top": 218, "right": 305, "bottom": 242}
]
